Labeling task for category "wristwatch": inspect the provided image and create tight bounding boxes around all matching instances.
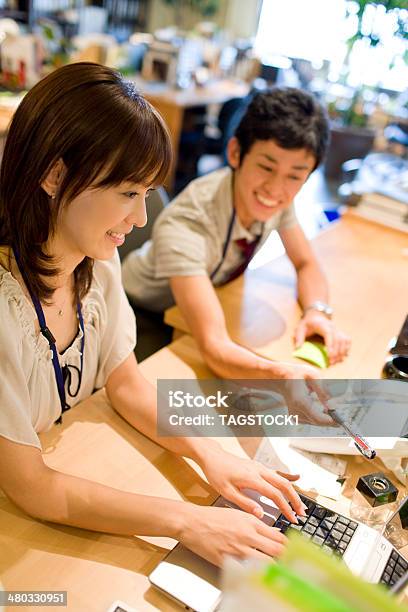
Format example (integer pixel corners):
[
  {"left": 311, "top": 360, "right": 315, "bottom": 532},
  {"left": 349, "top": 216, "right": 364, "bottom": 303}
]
[{"left": 303, "top": 301, "right": 333, "bottom": 319}]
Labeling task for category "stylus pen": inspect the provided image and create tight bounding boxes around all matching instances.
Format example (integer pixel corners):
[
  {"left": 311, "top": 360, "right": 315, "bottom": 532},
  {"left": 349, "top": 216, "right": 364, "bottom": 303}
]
[
  {"left": 327, "top": 408, "right": 376, "bottom": 460},
  {"left": 390, "top": 569, "right": 408, "bottom": 594}
]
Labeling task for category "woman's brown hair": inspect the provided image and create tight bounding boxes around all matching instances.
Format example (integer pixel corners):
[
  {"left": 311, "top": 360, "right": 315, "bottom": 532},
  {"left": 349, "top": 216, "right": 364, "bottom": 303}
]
[{"left": 0, "top": 62, "right": 172, "bottom": 302}]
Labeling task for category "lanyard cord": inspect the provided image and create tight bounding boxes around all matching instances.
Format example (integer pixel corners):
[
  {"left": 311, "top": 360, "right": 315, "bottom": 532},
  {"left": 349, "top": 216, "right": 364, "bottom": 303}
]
[
  {"left": 210, "top": 209, "right": 236, "bottom": 281},
  {"left": 210, "top": 209, "right": 264, "bottom": 281},
  {"left": 13, "top": 246, "right": 85, "bottom": 423}
]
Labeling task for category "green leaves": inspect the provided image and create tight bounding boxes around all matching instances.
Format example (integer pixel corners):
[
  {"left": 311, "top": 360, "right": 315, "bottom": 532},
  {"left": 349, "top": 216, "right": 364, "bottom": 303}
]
[
  {"left": 345, "top": 0, "right": 408, "bottom": 48},
  {"left": 162, "top": 0, "right": 220, "bottom": 18}
]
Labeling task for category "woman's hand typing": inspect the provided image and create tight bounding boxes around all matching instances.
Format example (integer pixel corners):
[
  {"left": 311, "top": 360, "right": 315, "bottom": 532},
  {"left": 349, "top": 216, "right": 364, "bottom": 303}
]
[
  {"left": 179, "top": 503, "right": 287, "bottom": 567},
  {"left": 196, "top": 446, "right": 307, "bottom": 523}
]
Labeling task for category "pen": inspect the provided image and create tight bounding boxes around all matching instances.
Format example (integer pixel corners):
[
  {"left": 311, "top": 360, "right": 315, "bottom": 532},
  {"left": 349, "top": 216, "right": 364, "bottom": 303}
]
[{"left": 327, "top": 408, "right": 376, "bottom": 460}]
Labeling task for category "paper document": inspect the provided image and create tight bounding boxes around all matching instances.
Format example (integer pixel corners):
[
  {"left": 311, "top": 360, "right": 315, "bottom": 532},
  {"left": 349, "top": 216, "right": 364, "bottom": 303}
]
[{"left": 255, "top": 438, "right": 346, "bottom": 501}]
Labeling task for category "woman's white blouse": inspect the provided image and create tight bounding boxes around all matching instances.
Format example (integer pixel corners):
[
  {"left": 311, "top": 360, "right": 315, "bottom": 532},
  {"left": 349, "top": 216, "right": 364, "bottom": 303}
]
[{"left": 0, "top": 251, "right": 136, "bottom": 450}]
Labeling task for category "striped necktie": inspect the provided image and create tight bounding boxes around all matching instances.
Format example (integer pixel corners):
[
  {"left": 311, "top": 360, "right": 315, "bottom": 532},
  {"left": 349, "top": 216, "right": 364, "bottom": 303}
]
[{"left": 222, "top": 236, "right": 261, "bottom": 284}]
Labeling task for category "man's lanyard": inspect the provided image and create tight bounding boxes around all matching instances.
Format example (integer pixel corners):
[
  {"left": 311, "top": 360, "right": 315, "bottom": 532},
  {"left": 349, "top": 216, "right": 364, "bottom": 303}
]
[
  {"left": 210, "top": 209, "right": 263, "bottom": 282},
  {"left": 210, "top": 209, "right": 236, "bottom": 281},
  {"left": 13, "top": 247, "right": 85, "bottom": 423}
]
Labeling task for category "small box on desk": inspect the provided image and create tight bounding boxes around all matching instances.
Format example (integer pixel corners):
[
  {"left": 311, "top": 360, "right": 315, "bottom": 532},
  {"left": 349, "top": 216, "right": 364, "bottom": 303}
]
[{"left": 357, "top": 472, "right": 398, "bottom": 507}]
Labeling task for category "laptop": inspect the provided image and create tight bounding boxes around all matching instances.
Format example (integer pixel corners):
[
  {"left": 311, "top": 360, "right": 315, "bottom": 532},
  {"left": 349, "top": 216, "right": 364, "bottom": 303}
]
[{"left": 149, "top": 491, "right": 408, "bottom": 612}]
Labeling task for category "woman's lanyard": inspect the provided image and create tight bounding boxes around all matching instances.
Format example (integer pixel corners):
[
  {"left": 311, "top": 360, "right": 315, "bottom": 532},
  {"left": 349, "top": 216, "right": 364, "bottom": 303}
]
[
  {"left": 210, "top": 209, "right": 236, "bottom": 281},
  {"left": 13, "top": 247, "right": 85, "bottom": 423}
]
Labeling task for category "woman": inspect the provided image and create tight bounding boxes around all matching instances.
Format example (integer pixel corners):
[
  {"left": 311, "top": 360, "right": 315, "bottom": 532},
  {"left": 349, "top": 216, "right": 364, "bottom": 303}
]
[{"left": 0, "top": 62, "right": 306, "bottom": 567}]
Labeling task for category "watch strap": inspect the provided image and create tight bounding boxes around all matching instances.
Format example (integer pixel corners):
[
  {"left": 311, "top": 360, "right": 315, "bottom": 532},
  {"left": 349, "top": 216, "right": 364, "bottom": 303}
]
[{"left": 303, "top": 301, "right": 333, "bottom": 319}]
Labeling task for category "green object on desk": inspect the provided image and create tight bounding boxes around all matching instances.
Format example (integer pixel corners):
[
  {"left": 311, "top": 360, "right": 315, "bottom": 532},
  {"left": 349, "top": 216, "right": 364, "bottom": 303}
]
[
  {"left": 262, "top": 563, "right": 352, "bottom": 612},
  {"left": 280, "top": 532, "right": 404, "bottom": 612},
  {"left": 293, "top": 340, "right": 329, "bottom": 368}
]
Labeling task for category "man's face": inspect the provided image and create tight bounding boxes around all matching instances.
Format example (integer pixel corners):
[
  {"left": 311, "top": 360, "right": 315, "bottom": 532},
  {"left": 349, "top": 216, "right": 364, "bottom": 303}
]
[{"left": 227, "top": 138, "right": 316, "bottom": 226}]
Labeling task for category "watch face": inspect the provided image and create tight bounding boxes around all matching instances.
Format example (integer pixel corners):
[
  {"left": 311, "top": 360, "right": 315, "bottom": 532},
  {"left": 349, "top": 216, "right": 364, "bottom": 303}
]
[
  {"left": 323, "top": 305, "right": 333, "bottom": 316},
  {"left": 304, "top": 302, "right": 333, "bottom": 318},
  {"left": 314, "top": 302, "right": 333, "bottom": 317}
]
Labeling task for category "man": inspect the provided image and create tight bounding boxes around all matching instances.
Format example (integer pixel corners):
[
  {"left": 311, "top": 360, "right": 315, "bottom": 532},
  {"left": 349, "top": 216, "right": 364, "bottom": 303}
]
[{"left": 122, "top": 87, "right": 350, "bottom": 422}]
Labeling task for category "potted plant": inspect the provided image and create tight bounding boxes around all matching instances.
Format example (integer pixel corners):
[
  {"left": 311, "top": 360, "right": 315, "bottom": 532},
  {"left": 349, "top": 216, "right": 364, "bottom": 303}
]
[
  {"left": 324, "top": 0, "right": 407, "bottom": 179},
  {"left": 162, "top": 0, "right": 220, "bottom": 31},
  {"left": 324, "top": 92, "right": 377, "bottom": 179}
]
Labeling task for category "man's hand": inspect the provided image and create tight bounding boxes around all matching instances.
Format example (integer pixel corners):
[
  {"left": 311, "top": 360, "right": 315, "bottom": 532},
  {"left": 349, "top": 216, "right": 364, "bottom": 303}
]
[
  {"left": 197, "top": 446, "right": 307, "bottom": 523},
  {"left": 270, "top": 361, "right": 337, "bottom": 426},
  {"left": 294, "top": 311, "right": 351, "bottom": 365}
]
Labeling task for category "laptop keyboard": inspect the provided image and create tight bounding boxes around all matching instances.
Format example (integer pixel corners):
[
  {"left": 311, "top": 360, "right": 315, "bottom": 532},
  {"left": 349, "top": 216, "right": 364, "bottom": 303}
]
[
  {"left": 218, "top": 493, "right": 408, "bottom": 587},
  {"left": 273, "top": 494, "right": 359, "bottom": 558},
  {"left": 380, "top": 550, "right": 408, "bottom": 586}
]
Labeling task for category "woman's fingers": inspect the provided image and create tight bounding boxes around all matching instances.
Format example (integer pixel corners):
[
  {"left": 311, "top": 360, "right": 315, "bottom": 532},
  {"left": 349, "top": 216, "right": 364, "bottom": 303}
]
[
  {"left": 222, "top": 468, "right": 307, "bottom": 521},
  {"left": 261, "top": 470, "right": 306, "bottom": 516},
  {"left": 243, "top": 548, "right": 273, "bottom": 563},
  {"left": 225, "top": 487, "right": 264, "bottom": 519},
  {"left": 244, "top": 479, "right": 298, "bottom": 523},
  {"left": 243, "top": 524, "right": 287, "bottom": 558},
  {"left": 252, "top": 535, "right": 286, "bottom": 559},
  {"left": 256, "top": 522, "right": 287, "bottom": 546},
  {"left": 276, "top": 471, "right": 300, "bottom": 481}
]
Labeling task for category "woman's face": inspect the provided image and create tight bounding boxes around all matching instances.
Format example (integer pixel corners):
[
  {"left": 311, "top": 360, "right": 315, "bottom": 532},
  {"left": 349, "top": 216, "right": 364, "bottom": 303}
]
[{"left": 53, "top": 181, "right": 152, "bottom": 262}]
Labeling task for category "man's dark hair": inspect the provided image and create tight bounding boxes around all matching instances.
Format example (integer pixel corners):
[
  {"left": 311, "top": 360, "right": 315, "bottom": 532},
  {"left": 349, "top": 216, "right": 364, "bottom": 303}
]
[
  {"left": 234, "top": 87, "right": 330, "bottom": 170},
  {"left": 0, "top": 62, "right": 171, "bottom": 302}
]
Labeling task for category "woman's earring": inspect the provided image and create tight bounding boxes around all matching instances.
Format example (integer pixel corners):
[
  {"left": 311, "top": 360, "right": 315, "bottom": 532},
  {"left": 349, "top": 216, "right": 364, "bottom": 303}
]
[{"left": 51, "top": 193, "right": 56, "bottom": 199}]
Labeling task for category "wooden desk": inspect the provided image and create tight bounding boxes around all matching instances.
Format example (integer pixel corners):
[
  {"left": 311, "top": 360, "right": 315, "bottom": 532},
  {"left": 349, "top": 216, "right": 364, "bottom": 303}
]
[
  {"left": 165, "top": 215, "right": 408, "bottom": 378},
  {"left": 1, "top": 343, "right": 407, "bottom": 611},
  {"left": 0, "top": 349, "right": 255, "bottom": 612},
  {"left": 0, "top": 389, "right": 189, "bottom": 612}
]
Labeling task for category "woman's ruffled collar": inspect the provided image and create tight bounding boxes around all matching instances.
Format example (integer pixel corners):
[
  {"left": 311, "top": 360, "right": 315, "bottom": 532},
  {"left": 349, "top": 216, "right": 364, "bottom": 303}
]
[{"left": 0, "top": 265, "right": 99, "bottom": 363}]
